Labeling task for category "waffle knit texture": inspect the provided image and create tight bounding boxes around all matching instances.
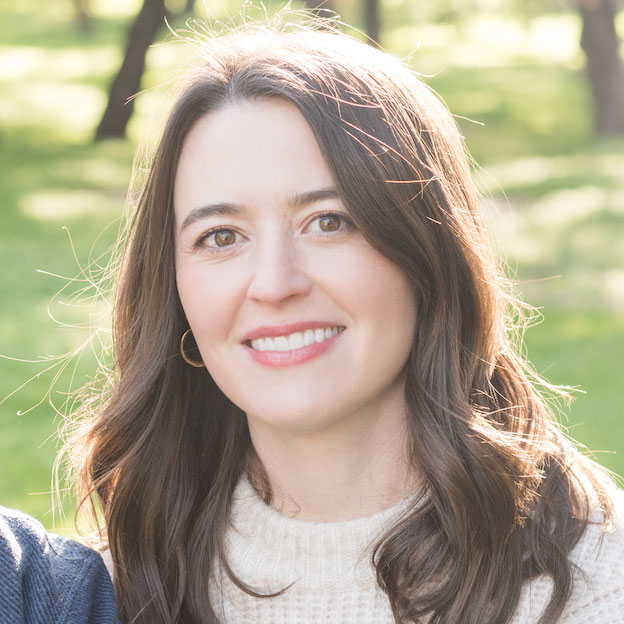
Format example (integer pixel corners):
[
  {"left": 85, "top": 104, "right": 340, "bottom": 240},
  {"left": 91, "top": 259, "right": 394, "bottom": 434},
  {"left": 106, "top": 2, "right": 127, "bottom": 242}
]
[
  {"left": 0, "top": 506, "right": 119, "bottom": 624},
  {"left": 208, "top": 477, "right": 624, "bottom": 623}
]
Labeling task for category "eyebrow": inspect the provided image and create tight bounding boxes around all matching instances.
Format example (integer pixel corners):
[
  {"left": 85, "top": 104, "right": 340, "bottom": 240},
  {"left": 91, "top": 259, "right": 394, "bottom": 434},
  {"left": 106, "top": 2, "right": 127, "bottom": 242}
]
[{"left": 178, "top": 187, "right": 340, "bottom": 233}]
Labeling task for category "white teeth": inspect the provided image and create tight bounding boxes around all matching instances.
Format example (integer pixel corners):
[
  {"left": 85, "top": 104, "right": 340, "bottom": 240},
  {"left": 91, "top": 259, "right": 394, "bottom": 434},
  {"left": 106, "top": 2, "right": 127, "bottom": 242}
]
[
  {"left": 274, "top": 336, "right": 289, "bottom": 351},
  {"left": 304, "top": 329, "right": 315, "bottom": 346},
  {"left": 249, "top": 326, "right": 342, "bottom": 352},
  {"left": 289, "top": 332, "right": 305, "bottom": 349}
]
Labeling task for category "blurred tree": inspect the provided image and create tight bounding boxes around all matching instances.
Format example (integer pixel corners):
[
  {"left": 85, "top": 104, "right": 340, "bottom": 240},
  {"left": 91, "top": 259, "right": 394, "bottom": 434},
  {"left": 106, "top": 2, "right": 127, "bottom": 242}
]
[
  {"left": 302, "top": 0, "right": 337, "bottom": 18},
  {"left": 364, "top": 0, "right": 380, "bottom": 45},
  {"left": 514, "top": 0, "right": 565, "bottom": 28},
  {"left": 73, "top": 0, "right": 91, "bottom": 33},
  {"left": 95, "top": 0, "right": 166, "bottom": 139},
  {"left": 579, "top": 0, "right": 624, "bottom": 135}
]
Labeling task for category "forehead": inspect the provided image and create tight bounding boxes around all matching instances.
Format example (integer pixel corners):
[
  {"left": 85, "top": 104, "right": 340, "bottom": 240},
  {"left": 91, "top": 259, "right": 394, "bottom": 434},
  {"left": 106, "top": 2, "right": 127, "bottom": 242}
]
[{"left": 173, "top": 98, "right": 336, "bottom": 222}]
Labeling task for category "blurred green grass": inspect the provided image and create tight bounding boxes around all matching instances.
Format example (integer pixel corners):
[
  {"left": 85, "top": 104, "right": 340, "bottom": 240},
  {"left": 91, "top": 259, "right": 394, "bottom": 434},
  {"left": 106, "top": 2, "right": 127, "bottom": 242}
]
[{"left": 0, "top": 3, "right": 622, "bottom": 532}]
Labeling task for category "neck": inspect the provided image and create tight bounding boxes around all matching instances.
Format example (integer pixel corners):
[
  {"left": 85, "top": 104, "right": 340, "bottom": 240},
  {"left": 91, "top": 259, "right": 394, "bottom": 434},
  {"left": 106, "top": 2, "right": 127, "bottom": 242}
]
[{"left": 247, "top": 396, "right": 417, "bottom": 522}]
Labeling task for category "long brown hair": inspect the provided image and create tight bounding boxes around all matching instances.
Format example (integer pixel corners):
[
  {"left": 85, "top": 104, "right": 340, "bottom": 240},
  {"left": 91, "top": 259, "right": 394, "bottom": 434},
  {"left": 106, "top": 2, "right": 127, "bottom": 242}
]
[{"left": 72, "top": 21, "right": 613, "bottom": 624}]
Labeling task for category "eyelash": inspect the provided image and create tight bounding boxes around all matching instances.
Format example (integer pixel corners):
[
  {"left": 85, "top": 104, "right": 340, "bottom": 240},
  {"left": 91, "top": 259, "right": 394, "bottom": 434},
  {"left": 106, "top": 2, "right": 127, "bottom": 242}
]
[
  {"left": 306, "top": 211, "right": 355, "bottom": 235},
  {"left": 192, "top": 212, "right": 355, "bottom": 251},
  {"left": 193, "top": 228, "right": 241, "bottom": 250}
]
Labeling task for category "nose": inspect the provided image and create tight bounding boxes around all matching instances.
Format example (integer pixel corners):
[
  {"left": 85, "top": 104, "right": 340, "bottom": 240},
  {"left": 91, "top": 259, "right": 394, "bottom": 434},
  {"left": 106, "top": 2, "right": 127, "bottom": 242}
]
[{"left": 246, "top": 234, "right": 312, "bottom": 305}]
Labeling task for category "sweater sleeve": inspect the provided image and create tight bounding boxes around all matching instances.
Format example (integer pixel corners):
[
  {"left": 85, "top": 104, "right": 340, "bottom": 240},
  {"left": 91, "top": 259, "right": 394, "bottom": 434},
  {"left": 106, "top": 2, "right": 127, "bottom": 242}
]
[
  {"left": 511, "top": 489, "right": 624, "bottom": 623},
  {"left": 0, "top": 506, "right": 119, "bottom": 624},
  {"left": 559, "top": 492, "right": 624, "bottom": 623},
  {"left": 562, "top": 585, "right": 624, "bottom": 622}
]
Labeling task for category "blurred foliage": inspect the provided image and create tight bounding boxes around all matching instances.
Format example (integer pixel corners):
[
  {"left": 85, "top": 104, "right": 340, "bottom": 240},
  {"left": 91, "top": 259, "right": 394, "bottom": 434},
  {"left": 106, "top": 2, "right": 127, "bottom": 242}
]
[{"left": 0, "top": 1, "right": 622, "bottom": 533}]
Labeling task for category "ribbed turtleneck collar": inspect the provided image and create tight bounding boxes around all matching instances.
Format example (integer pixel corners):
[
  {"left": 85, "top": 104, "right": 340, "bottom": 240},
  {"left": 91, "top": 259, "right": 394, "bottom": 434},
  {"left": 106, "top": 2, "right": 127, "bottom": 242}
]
[{"left": 224, "top": 475, "right": 419, "bottom": 592}]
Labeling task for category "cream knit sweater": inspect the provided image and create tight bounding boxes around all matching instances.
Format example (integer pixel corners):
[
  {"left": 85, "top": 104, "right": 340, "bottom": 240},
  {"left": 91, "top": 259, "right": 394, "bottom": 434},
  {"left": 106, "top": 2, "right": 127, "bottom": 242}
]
[
  {"left": 102, "top": 478, "right": 624, "bottom": 622},
  {"left": 207, "top": 477, "right": 624, "bottom": 623}
]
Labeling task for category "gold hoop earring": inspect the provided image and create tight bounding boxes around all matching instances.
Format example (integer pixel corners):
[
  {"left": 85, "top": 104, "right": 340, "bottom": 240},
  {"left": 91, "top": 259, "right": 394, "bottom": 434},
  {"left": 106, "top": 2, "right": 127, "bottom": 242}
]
[{"left": 180, "top": 329, "right": 205, "bottom": 368}]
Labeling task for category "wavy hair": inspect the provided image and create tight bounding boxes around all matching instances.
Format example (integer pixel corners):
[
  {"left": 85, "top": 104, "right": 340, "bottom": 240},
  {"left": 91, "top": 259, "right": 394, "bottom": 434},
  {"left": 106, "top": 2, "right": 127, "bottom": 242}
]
[{"left": 72, "top": 21, "right": 613, "bottom": 624}]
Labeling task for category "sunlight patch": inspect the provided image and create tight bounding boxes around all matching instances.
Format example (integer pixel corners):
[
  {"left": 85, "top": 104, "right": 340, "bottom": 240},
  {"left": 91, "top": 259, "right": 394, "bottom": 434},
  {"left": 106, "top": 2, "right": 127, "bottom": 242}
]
[
  {"left": 604, "top": 270, "right": 624, "bottom": 307},
  {"left": 92, "top": 0, "right": 141, "bottom": 18},
  {"left": 480, "top": 157, "right": 556, "bottom": 190},
  {"left": 0, "top": 47, "right": 44, "bottom": 80},
  {"left": 3, "top": 82, "right": 104, "bottom": 139},
  {"left": 530, "top": 187, "right": 606, "bottom": 226},
  {"left": 21, "top": 189, "right": 118, "bottom": 221},
  {"left": 528, "top": 16, "right": 579, "bottom": 64},
  {"left": 0, "top": 46, "right": 117, "bottom": 81}
]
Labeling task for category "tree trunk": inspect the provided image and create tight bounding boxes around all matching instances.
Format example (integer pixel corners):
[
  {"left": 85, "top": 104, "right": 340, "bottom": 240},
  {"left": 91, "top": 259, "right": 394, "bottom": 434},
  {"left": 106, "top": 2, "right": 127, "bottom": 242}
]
[
  {"left": 73, "top": 0, "right": 91, "bottom": 33},
  {"left": 364, "top": 0, "right": 380, "bottom": 47},
  {"left": 579, "top": 0, "right": 624, "bottom": 135},
  {"left": 303, "top": 0, "right": 337, "bottom": 21},
  {"left": 95, "top": 0, "right": 166, "bottom": 140}
]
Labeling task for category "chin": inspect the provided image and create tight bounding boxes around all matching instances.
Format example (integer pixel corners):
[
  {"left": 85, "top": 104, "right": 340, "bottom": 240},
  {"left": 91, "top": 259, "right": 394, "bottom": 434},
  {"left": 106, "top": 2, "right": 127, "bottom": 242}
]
[{"left": 245, "top": 404, "right": 341, "bottom": 435}]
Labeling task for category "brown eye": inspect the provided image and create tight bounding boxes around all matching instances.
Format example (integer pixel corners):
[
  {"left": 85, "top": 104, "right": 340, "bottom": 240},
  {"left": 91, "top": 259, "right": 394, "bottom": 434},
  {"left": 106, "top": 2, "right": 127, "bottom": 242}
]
[
  {"left": 319, "top": 215, "right": 340, "bottom": 232},
  {"left": 214, "top": 230, "right": 236, "bottom": 247}
]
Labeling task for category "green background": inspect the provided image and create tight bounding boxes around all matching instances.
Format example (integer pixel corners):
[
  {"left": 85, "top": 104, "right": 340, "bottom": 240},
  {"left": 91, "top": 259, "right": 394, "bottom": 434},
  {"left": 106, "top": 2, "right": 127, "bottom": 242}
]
[{"left": 0, "top": 0, "right": 622, "bottom": 533}]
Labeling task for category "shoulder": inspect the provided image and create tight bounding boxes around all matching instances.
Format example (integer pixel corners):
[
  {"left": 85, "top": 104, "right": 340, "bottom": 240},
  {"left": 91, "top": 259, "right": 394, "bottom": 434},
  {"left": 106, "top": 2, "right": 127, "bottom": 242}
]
[
  {"left": 101, "top": 547, "right": 114, "bottom": 581},
  {"left": 513, "top": 489, "right": 624, "bottom": 623},
  {"left": 561, "top": 488, "right": 624, "bottom": 619},
  {"left": 0, "top": 506, "right": 119, "bottom": 624}
]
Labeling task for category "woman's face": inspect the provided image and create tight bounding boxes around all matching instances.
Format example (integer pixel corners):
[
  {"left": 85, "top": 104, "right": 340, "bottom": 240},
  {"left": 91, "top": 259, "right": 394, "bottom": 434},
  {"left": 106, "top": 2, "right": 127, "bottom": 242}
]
[{"left": 174, "top": 98, "right": 416, "bottom": 435}]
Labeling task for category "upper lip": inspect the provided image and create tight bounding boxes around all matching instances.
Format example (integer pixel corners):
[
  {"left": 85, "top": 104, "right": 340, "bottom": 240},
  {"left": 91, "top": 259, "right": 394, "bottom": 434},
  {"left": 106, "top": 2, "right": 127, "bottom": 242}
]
[{"left": 242, "top": 321, "right": 344, "bottom": 343}]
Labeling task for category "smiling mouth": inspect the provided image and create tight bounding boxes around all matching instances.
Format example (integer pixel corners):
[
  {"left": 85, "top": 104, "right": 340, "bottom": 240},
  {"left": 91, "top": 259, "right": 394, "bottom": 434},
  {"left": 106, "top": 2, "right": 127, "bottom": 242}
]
[{"left": 247, "top": 326, "right": 344, "bottom": 352}]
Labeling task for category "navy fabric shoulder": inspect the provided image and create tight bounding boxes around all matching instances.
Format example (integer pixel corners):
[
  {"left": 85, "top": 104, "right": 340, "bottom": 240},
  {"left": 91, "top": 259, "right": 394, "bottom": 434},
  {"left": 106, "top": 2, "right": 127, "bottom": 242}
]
[{"left": 0, "top": 506, "right": 119, "bottom": 624}]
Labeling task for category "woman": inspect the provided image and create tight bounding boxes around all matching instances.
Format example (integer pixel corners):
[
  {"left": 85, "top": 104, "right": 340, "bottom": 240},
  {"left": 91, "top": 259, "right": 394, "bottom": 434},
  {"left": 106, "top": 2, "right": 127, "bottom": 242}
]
[{"left": 73, "top": 21, "right": 624, "bottom": 624}]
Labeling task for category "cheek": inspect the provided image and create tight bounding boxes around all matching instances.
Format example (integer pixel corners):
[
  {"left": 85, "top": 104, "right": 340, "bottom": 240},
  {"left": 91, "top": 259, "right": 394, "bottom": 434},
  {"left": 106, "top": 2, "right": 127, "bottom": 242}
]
[
  {"left": 175, "top": 261, "right": 245, "bottom": 346},
  {"left": 326, "top": 242, "right": 417, "bottom": 335},
  {"left": 361, "top": 266, "right": 417, "bottom": 359}
]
